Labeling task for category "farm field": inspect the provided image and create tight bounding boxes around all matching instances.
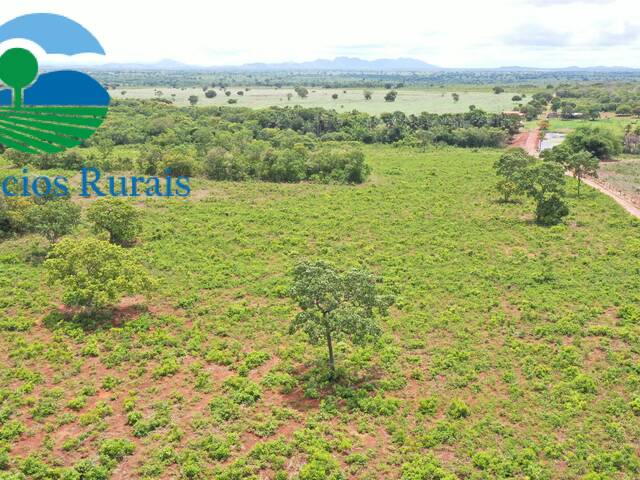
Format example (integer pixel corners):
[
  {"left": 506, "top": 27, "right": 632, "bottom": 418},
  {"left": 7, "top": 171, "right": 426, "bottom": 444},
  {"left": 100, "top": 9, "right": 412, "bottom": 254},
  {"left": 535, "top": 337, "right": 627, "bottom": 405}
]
[
  {"left": 1, "top": 145, "right": 640, "bottom": 479},
  {"left": 599, "top": 158, "right": 640, "bottom": 204},
  {"left": 108, "top": 87, "right": 524, "bottom": 114}
]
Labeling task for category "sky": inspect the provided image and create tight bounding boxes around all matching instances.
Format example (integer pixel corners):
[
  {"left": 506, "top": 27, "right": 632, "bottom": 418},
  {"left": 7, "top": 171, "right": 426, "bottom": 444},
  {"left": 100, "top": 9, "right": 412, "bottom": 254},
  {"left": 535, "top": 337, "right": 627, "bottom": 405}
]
[{"left": 1, "top": 0, "right": 639, "bottom": 68}]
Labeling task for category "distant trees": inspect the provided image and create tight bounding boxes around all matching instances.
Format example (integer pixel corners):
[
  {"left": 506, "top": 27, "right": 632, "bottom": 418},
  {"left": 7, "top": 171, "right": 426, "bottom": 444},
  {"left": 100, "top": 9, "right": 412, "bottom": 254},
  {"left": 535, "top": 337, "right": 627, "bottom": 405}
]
[
  {"left": 451, "top": 93, "right": 460, "bottom": 102},
  {"left": 45, "top": 237, "right": 153, "bottom": 310},
  {"left": 87, "top": 198, "right": 142, "bottom": 246},
  {"left": 616, "top": 104, "right": 633, "bottom": 116},
  {"left": 493, "top": 86, "right": 505, "bottom": 94},
  {"left": 188, "top": 95, "right": 198, "bottom": 106},
  {"left": 294, "top": 86, "right": 309, "bottom": 98},
  {"left": 288, "top": 260, "right": 393, "bottom": 378},
  {"left": 565, "top": 126, "right": 621, "bottom": 160},
  {"left": 512, "top": 95, "right": 522, "bottom": 102},
  {"left": 384, "top": 90, "right": 398, "bottom": 102},
  {"left": 225, "top": 90, "right": 232, "bottom": 97},
  {"left": 363, "top": 90, "right": 372, "bottom": 100},
  {"left": 205, "top": 89, "right": 217, "bottom": 98},
  {"left": 331, "top": 93, "right": 338, "bottom": 100}
]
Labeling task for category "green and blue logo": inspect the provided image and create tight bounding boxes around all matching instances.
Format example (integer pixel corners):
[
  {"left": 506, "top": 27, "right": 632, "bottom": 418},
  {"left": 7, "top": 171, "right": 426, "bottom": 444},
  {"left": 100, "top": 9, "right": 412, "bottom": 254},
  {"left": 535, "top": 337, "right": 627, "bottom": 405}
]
[{"left": 0, "top": 13, "right": 109, "bottom": 154}]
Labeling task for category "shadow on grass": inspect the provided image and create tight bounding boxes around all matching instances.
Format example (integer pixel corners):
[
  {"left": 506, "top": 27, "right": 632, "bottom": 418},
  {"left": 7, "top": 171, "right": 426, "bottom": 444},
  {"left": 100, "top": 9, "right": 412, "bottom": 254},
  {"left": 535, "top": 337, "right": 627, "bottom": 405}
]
[{"left": 42, "top": 302, "right": 149, "bottom": 333}]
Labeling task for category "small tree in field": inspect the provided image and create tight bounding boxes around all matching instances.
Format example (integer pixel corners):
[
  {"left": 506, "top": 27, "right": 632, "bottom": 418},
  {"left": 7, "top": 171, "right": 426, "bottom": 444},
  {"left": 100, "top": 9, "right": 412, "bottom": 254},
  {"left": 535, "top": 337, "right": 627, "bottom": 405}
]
[
  {"left": 521, "top": 162, "right": 569, "bottom": 225},
  {"left": 45, "top": 237, "right": 153, "bottom": 310},
  {"left": 87, "top": 198, "right": 142, "bottom": 246},
  {"left": 188, "top": 95, "right": 198, "bottom": 106},
  {"left": 294, "top": 86, "right": 309, "bottom": 99},
  {"left": 542, "top": 144, "right": 599, "bottom": 196},
  {"left": 363, "top": 90, "right": 372, "bottom": 100},
  {"left": 27, "top": 199, "right": 81, "bottom": 242},
  {"left": 288, "top": 260, "right": 393, "bottom": 379},
  {"left": 494, "top": 148, "right": 535, "bottom": 202}
]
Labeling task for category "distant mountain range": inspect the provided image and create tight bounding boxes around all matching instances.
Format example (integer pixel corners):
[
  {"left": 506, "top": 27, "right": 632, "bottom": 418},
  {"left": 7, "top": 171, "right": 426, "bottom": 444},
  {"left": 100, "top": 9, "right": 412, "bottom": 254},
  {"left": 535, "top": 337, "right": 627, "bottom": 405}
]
[{"left": 41, "top": 56, "right": 640, "bottom": 72}]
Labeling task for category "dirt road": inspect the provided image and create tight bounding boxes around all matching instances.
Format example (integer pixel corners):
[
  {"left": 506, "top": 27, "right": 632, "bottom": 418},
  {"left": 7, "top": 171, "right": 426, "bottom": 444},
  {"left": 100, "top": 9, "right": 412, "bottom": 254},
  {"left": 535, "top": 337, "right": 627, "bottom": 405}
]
[
  {"left": 510, "top": 128, "right": 640, "bottom": 219},
  {"left": 510, "top": 129, "right": 540, "bottom": 156}
]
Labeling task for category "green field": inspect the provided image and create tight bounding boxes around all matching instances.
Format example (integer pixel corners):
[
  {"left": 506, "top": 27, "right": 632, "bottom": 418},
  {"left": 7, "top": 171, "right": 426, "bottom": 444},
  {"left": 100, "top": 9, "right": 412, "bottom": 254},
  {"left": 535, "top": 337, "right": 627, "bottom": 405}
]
[
  {"left": 1, "top": 145, "right": 640, "bottom": 479},
  {"left": 110, "top": 87, "right": 524, "bottom": 114}
]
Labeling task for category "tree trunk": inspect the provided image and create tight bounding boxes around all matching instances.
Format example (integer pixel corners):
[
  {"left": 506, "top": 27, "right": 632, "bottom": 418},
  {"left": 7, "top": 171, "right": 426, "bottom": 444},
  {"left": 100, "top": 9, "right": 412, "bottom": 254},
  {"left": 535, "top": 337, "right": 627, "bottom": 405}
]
[{"left": 325, "top": 327, "right": 335, "bottom": 379}]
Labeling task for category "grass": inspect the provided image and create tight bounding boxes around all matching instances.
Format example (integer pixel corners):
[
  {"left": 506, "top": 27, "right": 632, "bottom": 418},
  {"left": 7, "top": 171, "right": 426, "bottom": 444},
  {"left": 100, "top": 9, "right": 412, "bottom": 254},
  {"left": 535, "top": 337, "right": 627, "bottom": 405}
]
[
  {"left": 527, "top": 116, "right": 639, "bottom": 135},
  {"left": 110, "top": 87, "right": 524, "bottom": 114},
  {"left": 1, "top": 145, "right": 640, "bottom": 478}
]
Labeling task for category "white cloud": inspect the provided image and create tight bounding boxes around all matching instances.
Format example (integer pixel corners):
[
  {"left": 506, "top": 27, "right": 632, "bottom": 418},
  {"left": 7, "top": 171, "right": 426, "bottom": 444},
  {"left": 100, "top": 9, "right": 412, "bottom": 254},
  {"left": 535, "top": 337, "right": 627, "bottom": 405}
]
[{"left": 1, "top": 0, "right": 639, "bottom": 68}]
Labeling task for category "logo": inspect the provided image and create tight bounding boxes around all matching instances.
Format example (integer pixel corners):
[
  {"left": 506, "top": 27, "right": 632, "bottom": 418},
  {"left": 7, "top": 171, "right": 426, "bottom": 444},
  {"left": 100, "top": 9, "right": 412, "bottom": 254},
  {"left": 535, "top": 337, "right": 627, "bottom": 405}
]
[{"left": 0, "top": 13, "right": 109, "bottom": 154}]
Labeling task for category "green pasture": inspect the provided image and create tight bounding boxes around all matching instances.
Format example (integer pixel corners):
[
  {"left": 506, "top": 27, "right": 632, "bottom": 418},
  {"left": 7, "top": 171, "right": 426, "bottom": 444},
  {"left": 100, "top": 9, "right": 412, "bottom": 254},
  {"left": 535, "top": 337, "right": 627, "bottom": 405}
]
[{"left": 109, "top": 87, "right": 524, "bottom": 114}]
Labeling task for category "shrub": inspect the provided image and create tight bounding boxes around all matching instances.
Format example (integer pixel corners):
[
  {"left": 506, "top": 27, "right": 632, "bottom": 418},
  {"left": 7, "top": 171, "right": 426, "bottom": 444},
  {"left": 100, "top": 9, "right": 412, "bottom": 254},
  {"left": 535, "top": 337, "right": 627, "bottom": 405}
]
[
  {"left": 222, "top": 377, "right": 262, "bottom": 405},
  {"left": 358, "top": 395, "right": 401, "bottom": 416},
  {"left": 44, "top": 237, "right": 153, "bottom": 309},
  {"left": 209, "top": 396, "right": 241, "bottom": 421},
  {"left": 418, "top": 397, "right": 438, "bottom": 416},
  {"left": 87, "top": 198, "right": 142, "bottom": 245},
  {"left": 26, "top": 198, "right": 81, "bottom": 242},
  {"left": 401, "top": 455, "right": 456, "bottom": 480},
  {"left": 99, "top": 438, "right": 135, "bottom": 463},
  {"left": 447, "top": 399, "right": 470, "bottom": 419}
]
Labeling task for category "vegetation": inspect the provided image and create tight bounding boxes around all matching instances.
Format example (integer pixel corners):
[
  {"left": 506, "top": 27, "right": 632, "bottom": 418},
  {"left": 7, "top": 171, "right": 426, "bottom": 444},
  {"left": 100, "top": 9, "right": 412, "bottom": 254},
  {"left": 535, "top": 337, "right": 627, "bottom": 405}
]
[
  {"left": 87, "top": 198, "right": 142, "bottom": 245},
  {"left": 45, "top": 237, "right": 153, "bottom": 309},
  {"left": 288, "top": 260, "right": 393, "bottom": 377},
  {"left": 1, "top": 65, "right": 640, "bottom": 478}
]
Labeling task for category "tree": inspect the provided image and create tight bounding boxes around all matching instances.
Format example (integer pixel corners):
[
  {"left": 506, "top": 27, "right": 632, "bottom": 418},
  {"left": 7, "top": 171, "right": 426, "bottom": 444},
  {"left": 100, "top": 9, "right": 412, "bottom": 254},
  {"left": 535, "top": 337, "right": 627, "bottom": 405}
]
[
  {"left": 225, "top": 90, "right": 232, "bottom": 97},
  {"left": 286, "top": 93, "right": 293, "bottom": 101},
  {"left": 565, "top": 125, "right": 621, "bottom": 160},
  {"left": 205, "top": 89, "right": 217, "bottom": 99},
  {"left": 331, "top": 93, "right": 338, "bottom": 100},
  {"left": 294, "top": 86, "right": 309, "bottom": 99},
  {"left": 87, "top": 198, "right": 142, "bottom": 246},
  {"left": 363, "top": 90, "right": 372, "bottom": 100},
  {"left": 543, "top": 144, "right": 599, "bottom": 196},
  {"left": 521, "top": 162, "right": 569, "bottom": 225},
  {"left": 493, "top": 86, "right": 505, "bottom": 94},
  {"left": 451, "top": 93, "right": 460, "bottom": 102},
  {"left": 27, "top": 199, "right": 81, "bottom": 242},
  {"left": 616, "top": 104, "right": 633, "bottom": 116},
  {"left": 384, "top": 90, "right": 398, "bottom": 102},
  {"left": 494, "top": 148, "right": 535, "bottom": 202},
  {"left": 45, "top": 237, "right": 153, "bottom": 310},
  {"left": 512, "top": 95, "right": 522, "bottom": 102},
  {"left": 288, "top": 260, "right": 393, "bottom": 378},
  {"left": 188, "top": 95, "right": 198, "bottom": 106}
]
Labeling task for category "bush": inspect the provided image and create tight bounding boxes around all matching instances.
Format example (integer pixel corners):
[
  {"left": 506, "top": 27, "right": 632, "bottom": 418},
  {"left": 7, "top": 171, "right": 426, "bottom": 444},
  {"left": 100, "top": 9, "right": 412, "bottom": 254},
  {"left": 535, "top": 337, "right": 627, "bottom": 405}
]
[
  {"left": 418, "top": 397, "right": 438, "bottom": 416},
  {"left": 99, "top": 438, "right": 135, "bottom": 463},
  {"left": 87, "top": 198, "right": 142, "bottom": 245},
  {"left": 447, "top": 399, "right": 470, "bottom": 419},
  {"left": 26, "top": 198, "right": 81, "bottom": 242},
  {"left": 44, "top": 237, "right": 153, "bottom": 309},
  {"left": 535, "top": 194, "right": 569, "bottom": 226},
  {"left": 222, "top": 377, "right": 262, "bottom": 405}
]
